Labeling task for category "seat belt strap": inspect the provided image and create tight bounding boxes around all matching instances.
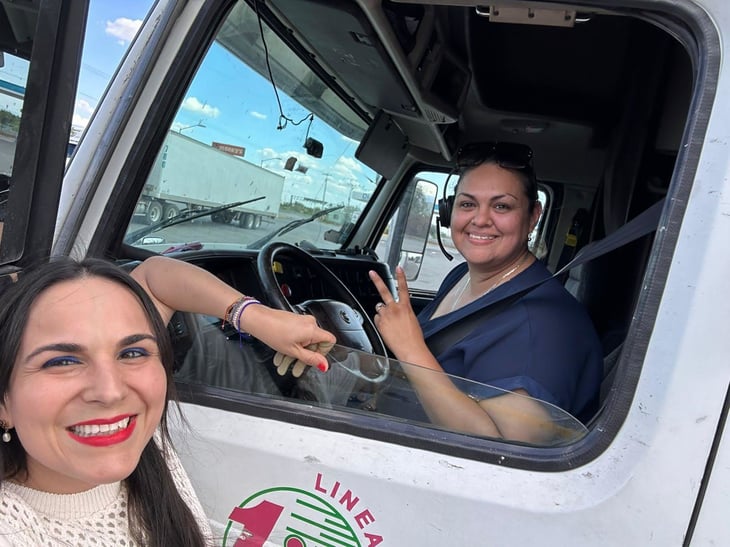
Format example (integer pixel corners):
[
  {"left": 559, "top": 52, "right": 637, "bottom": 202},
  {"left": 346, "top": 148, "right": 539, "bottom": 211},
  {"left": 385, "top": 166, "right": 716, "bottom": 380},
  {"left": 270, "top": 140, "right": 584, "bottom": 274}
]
[
  {"left": 555, "top": 207, "right": 590, "bottom": 282},
  {"left": 426, "top": 198, "right": 665, "bottom": 356},
  {"left": 557, "top": 198, "right": 663, "bottom": 277}
]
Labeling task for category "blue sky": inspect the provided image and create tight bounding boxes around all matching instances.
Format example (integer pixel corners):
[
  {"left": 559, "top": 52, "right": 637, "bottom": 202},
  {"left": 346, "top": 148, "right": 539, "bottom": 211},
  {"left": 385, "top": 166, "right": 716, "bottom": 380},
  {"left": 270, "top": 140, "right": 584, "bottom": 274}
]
[
  {"left": 74, "top": 0, "right": 375, "bottom": 205},
  {"left": 73, "top": 1, "right": 154, "bottom": 131},
  {"left": 1, "top": 2, "right": 152, "bottom": 124}
]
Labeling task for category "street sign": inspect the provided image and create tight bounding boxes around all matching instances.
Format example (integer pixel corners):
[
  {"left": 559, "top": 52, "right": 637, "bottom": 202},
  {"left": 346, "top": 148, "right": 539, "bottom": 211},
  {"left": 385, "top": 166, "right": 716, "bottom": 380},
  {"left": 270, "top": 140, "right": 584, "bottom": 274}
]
[{"left": 212, "top": 141, "right": 245, "bottom": 157}]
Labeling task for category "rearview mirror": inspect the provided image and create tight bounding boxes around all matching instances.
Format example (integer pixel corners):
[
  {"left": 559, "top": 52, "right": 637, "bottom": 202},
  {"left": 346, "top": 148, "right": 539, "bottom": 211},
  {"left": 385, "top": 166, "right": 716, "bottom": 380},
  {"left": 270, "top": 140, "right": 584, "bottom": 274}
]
[{"left": 304, "top": 137, "right": 323, "bottom": 158}]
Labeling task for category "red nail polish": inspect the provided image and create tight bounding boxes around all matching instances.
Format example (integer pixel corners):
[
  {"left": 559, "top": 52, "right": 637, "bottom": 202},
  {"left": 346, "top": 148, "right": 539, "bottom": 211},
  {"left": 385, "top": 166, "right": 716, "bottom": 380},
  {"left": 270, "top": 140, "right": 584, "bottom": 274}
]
[{"left": 317, "top": 362, "right": 328, "bottom": 372}]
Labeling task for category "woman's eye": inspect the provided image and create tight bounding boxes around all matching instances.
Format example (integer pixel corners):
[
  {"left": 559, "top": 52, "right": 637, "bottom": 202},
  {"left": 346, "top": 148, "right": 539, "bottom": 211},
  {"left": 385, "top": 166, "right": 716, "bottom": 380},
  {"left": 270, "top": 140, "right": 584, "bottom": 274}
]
[
  {"left": 41, "top": 356, "right": 81, "bottom": 369},
  {"left": 457, "top": 200, "right": 475, "bottom": 209},
  {"left": 494, "top": 203, "right": 511, "bottom": 211},
  {"left": 120, "top": 347, "right": 151, "bottom": 360}
]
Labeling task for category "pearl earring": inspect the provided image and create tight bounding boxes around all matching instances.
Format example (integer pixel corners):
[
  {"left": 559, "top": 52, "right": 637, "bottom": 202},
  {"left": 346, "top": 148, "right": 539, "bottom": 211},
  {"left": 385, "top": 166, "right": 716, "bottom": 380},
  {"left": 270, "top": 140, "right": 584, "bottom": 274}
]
[{"left": 0, "top": 420, "right": 10, "bottom": 442}]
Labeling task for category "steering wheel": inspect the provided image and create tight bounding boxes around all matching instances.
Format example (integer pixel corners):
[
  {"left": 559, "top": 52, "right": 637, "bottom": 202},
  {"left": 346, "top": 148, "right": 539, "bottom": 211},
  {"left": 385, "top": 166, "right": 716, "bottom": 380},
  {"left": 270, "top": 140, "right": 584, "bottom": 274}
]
[{"left": 257, "top": 242, "right": 389, "bottom": 383}]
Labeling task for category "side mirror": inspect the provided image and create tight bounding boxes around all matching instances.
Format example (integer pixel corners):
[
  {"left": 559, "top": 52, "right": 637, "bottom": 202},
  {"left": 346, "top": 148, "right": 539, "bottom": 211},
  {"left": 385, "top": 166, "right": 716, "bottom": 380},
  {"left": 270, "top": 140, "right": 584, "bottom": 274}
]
[
  {"left": 139, "top": 236, "right": 165, "bottom": 245},
  {"left": 383, "top": 179, "right": 438, "bottom": 281},
  {"left": 323, "top": 222, "right": 355, "bottom": 244},
  {"left": 399, "top": 251, "right": 423, "bottom": 279}
]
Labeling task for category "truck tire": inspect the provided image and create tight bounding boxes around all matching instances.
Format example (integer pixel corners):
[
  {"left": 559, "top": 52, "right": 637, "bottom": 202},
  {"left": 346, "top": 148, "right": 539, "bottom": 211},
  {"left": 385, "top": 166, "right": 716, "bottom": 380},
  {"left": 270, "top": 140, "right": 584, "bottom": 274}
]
[
  {"left": 146, "top": 200, "right": 164, "bottom": 224},
  {"left": 253, "top": 215, "right": 262, "bottom": 229},
  {"left": 163, "top": 203, "right": 180, "bottom": 220},
  {"left": 212, "top": 211, "right": 234, "bottom": 223},
  {"left": 239, "top": 213, "right": 255, "bottom": 229}
]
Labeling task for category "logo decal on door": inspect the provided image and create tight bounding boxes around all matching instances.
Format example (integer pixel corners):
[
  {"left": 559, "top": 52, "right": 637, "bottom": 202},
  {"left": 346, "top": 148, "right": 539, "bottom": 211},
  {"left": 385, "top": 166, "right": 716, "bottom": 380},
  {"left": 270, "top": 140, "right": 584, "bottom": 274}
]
[{"left": 223, "top": 472, "right": 384, "bottom": 546}]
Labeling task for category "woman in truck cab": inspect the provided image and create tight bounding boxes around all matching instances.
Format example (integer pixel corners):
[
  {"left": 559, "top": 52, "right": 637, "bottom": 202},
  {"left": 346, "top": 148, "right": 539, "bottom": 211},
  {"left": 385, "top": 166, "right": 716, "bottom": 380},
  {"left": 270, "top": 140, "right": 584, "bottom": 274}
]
[
  {"left": 369, "top": 142, "right": 602, "bottom": 443},
  {"left": 0, "top": 256, "right": 334, "bottom": 546}
]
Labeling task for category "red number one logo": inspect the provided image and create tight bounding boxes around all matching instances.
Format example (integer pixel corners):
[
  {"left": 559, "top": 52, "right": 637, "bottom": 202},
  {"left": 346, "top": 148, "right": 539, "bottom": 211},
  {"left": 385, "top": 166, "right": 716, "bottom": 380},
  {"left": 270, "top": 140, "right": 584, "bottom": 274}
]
[{"left": 228, "top": 500, "right": 285, "bottom": 546}]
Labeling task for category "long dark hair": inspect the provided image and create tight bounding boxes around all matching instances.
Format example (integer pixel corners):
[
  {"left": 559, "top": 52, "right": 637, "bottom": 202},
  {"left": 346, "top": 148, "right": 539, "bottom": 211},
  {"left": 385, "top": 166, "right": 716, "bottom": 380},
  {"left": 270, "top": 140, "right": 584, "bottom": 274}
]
[{"left": 0, "top": 257, "right": 206, "bottom": 546}]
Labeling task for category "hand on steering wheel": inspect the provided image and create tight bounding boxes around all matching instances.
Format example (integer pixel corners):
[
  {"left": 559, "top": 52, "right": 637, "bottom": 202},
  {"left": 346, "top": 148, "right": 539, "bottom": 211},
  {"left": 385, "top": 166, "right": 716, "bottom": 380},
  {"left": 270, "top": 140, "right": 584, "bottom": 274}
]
[
  {"left": 274, "top": 340, "right": 335, "bottom": 377},
  {"left": 257, "top": 242, "right": 389, "bottom": 383}
]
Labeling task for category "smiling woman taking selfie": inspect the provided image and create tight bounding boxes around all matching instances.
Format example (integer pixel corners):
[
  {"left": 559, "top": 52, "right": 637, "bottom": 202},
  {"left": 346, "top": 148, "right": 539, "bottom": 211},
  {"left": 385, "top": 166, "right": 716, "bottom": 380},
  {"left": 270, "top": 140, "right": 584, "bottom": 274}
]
[{"left": 0, "top": 257, "right": 335, "bottom": 546}]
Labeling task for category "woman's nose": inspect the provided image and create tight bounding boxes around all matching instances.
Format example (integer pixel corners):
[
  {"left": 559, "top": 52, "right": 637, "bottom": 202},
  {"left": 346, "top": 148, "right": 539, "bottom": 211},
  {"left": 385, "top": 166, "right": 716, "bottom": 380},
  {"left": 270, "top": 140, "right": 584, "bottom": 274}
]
[
  {"left": 83, "top": 360, "right": 128, "bottom": 404},
  {"left": 470, "top": 206, "right": 493, "bottom": 226}
]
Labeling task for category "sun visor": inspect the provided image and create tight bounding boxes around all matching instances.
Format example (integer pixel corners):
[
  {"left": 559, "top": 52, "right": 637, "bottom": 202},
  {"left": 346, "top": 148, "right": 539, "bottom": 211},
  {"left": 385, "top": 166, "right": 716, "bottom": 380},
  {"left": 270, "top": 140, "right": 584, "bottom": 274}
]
[{"left": 355, "top": 111, "right": 410, "bottom": 179}]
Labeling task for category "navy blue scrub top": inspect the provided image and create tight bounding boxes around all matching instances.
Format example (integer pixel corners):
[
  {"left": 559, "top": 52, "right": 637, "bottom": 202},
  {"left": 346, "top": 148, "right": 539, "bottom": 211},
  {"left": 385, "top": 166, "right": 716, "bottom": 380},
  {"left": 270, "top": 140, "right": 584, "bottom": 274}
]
[{"left": 418, "top": 261, "right": 603, "bottom": 423}]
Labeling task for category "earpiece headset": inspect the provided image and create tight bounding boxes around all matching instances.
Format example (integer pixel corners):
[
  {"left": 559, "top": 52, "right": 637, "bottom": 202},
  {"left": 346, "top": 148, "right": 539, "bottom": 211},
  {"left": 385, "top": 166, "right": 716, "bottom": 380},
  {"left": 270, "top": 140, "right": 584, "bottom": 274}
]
[
  {"left": 435, "top": 170, "right": 458, "bottom": 260},
  {"left": 437, "top": 194, "right": 455, "bottom": 229},
  {"left": 437, "top": 165, "right": 458, "bottom": 230}
]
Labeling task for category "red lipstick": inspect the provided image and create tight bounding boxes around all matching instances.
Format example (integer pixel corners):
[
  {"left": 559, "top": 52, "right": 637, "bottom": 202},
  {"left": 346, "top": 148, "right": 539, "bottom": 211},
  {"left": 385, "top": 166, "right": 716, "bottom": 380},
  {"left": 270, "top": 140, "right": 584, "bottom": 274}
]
[{"left": 67, "top": 415, "right": 137, "bottom": 447}]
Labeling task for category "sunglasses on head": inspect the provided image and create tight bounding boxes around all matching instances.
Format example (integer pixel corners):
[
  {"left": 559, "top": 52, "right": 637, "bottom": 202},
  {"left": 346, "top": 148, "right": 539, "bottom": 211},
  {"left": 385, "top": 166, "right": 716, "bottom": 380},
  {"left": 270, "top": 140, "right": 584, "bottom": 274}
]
[{"left": 455, "top": 142, "right": 534, "bottom": 171}]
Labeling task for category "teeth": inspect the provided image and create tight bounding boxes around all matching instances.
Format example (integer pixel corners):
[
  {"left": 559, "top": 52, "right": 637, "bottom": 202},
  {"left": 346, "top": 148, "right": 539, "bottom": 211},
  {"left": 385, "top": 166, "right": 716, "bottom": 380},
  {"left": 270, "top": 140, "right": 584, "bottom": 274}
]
[
  {"left": 469, "top": 234, "right": 495, "bottom": 240},
  {"left": 70, "top": 417, "right": 131, "bottom": 437}
]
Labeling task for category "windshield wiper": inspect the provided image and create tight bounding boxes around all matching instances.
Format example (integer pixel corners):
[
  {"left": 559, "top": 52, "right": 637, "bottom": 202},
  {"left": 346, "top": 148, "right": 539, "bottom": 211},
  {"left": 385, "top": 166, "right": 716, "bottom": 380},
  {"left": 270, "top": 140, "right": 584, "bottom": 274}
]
[
  {"left": 124, "top": 197, "right": 265, "bottom": 244},
  {"left": 248, "top": 205, "right": 343, "bottom": 249}
]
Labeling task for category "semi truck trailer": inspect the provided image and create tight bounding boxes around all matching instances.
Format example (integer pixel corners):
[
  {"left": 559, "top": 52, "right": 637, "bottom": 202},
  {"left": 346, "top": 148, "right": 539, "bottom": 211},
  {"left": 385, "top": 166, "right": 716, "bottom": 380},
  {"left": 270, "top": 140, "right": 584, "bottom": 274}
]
[{"left": 135, "top": 131, "right": 284, "bottom": 229}]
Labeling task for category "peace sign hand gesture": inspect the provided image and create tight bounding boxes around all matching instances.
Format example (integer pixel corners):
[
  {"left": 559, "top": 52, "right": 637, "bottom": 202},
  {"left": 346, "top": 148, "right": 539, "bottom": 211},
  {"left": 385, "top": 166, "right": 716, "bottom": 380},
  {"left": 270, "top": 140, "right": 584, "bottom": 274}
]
[{"left": 368, "top": 266, "right": 430, "bottom": 365}]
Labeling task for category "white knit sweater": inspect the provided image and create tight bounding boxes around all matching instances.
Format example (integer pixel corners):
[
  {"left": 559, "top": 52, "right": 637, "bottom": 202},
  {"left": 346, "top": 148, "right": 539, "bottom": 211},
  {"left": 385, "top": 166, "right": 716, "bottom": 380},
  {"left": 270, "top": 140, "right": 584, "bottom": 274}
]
[{"left": 0, "top": 443, "right": 214, "bottom": 546}]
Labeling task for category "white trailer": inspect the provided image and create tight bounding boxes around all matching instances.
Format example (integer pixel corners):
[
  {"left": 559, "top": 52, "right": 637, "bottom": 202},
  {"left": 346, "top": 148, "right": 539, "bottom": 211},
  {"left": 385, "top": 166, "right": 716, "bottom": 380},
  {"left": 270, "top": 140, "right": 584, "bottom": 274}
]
[{"left": 135, "top": 131, "right": 284, "bottom": 229}]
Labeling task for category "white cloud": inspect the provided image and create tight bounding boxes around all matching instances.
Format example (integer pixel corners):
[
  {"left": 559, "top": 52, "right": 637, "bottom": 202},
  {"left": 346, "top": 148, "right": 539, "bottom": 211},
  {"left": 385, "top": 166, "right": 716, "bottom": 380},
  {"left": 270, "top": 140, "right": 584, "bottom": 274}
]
[
  {"left": 76, "top": 99, "right": 95, "bottom": 117},
  {"left": 105, "top": 18, "right": 142, "bottom": 45},
  {"left": 250, "top": 111, "right": 267, "bottom": 120},
  {"left": 71, "top": 99, "right": 96, "bottom": 130},
  {"left": 256, "top": 148, "right": 317, "bottom": 176},
  {"left": 336, "top": 156, "right": 362, "bottom": 173},
  {"left": 329, "top": 156, "right": 361, "bottom": 182},
  {"left": 181, "top": 96, "right": 220, "bottom": 118},
  {"left": 72, "top": 112, "right": 91, "bottom": 130},
  {"left": 259, "top": 147, "right": 278, "bottom": 160}
]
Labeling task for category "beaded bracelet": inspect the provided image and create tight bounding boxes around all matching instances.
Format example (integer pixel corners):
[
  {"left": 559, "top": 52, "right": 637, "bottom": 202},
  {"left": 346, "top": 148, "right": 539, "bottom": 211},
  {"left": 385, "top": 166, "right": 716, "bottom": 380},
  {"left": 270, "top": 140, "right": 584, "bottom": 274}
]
[{"left": 224, "top": 296, "right": 262, "bottom": 336}]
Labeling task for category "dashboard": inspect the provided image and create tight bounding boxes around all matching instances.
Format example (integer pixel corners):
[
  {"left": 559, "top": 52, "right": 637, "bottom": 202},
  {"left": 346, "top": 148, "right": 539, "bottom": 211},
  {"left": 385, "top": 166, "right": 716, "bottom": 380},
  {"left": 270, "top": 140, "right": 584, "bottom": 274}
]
[
  {"left": 163, "top": 249, "right": 396, "bottom": 398},
  {"left": 183, "top": 250, "right": 394, "bottom": 316}
]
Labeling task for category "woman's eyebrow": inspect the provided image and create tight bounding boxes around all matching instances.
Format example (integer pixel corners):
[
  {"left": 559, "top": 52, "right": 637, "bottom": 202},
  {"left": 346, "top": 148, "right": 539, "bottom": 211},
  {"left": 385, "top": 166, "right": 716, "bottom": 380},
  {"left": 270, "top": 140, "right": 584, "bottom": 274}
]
[
  {"left": 456, "top": 191, "right": 519, "bottom": 201},
  {"left": 23, "top": 334, "right": 157, "bottom": 363},
  {"left": 119, "top": 333, "right": 158, "bottom": 346},
  {"left": 24, "top": 342, "right": 83, "bottom": 362},
  {"left": 492, "top": 193, "right": 519, "bottom": 201}
]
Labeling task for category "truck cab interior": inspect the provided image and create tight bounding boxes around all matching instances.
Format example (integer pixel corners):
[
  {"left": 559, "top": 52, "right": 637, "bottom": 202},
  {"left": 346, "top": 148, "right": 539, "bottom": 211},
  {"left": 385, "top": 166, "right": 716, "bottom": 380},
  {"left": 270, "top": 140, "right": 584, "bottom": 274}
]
[{"left": 2, "top": 0, "right": 708, "bottom": 465}]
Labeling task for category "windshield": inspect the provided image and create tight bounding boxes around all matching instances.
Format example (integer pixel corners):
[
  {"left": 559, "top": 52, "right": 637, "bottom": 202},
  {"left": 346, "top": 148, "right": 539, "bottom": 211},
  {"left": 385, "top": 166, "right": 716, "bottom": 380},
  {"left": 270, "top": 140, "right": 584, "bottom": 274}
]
[{"left": 124, "top": 0, "right": 378, "bottom": 253}]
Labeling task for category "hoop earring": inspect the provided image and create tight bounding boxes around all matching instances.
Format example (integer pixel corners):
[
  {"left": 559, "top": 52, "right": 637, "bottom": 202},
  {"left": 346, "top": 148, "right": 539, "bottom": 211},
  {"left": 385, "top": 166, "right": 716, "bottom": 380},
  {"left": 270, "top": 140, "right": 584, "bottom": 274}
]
[{"left": 1, "top": 420, "right": 11, "bottom": 443}]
